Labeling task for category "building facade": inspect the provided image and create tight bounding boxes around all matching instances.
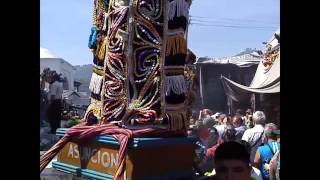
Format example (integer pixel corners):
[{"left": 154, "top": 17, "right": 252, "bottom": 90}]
[{"left": 40, "top": 47, "right": 76, "bottom": 91}]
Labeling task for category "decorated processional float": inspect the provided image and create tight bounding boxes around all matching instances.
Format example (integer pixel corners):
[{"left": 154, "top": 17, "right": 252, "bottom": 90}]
[{"left": 40, "top": 0, "right": 198, "bottom": 179}]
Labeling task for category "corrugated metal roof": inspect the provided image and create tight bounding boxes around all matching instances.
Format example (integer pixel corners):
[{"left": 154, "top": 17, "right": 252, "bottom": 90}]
[
  {"left": 197, "top": 53, "right": 262, "bottom": 67},
  {"left": 62, "top": 90, "right": 80, "bottom": 99}
]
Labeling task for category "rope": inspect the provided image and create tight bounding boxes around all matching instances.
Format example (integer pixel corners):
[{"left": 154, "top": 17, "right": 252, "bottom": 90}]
[{"left": 40, "top": 124, "right": 183, "bottom": 180}]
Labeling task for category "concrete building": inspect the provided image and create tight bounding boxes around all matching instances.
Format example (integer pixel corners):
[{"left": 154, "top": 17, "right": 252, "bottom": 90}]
[{"left": 40, "top": 47, "right": 76, "bottom": 91}]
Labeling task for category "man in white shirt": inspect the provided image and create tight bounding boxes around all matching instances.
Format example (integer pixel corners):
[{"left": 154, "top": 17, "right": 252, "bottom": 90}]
[
  {"left": 47, "top": 73, "right": 64, "bottom": 134},
  {"left": 242, "top": 111, "right": 266, "bottom": 163},
  {"left": 48, "top": 81, "right": 63, "bottom": 101}
]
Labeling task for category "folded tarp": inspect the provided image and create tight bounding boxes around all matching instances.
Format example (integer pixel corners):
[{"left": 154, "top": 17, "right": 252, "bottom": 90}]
[{"left": 221, "top": 55, "right": 280, "bottom": 102}]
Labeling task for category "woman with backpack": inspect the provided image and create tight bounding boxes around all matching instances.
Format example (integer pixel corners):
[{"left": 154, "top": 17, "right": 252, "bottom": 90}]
[
  {"left": 269, "top": 151, "right": 280, "bottom": 180},
  {"left": 253, "top": 123, "right": 280, "bottom": 180}
]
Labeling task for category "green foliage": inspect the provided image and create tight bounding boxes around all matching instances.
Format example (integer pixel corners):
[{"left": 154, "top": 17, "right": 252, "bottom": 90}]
[{"left": 67, "top": 117, "right": 81, "bottom": 127}]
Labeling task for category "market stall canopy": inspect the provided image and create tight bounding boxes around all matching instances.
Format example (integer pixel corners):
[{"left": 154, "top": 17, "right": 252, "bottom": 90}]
[
  {"left": 196, "top": 49, "right": 263, "bottom": 106},
  {"left": 221, "top": 29, "right": 280, "bottom": 102}
]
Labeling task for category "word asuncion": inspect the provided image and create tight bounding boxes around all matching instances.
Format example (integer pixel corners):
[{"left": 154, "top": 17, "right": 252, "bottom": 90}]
[{"left": 67, "top": 143, "right": 119, "bottom": 168}]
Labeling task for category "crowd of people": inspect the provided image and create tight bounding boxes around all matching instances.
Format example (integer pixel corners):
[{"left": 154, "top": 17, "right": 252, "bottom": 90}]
[
  {"left": 40, "top": 68, "right": 280, "bottom": 179},
  {"left": 189, "top": 108, "right": 280, "bottom": 180}
]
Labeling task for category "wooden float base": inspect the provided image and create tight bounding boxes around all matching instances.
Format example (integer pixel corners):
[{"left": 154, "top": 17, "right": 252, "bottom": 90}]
[{"left": 53, "top": 128, "right": 197, "bottom": 180}]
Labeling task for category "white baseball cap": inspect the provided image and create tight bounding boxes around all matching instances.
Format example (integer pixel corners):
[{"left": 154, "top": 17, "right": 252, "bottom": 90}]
[{"left": 211, "top": 112, "right": 221, "bottom": 121}]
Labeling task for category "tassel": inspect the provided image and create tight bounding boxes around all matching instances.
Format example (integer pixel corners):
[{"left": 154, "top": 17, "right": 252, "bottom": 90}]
[
  {"left": 93, "top": 66, "right": 104, "bottom": 76},
  {"left": 166, "top": 34, "right": 187, "bottom": 56},
  {"left": 89, "top": 73, "right": 103, "bottom": 94},
  {"left": 164, "top": 75, "right": 187, "bottom": 96},
  {"left": 167, "top": 111, "right": 187, "bottom": 131},
  {"left": 102, "top": 12, "right": 108, "bottom": 31},
  {"left": 164, "top": 67, "right": 185, "bottom": 76},
  {"left": 83, "top": 101, "right": 102, "bottom": 123},
  {"left": 88, "top": 26, "right": 97, "bottom": 49},
  {"left": 168, "top": 0, "right": 191, "bottom": 20},
  {"left": 97, "top": 37, "right": 107, "bottom": 60}
]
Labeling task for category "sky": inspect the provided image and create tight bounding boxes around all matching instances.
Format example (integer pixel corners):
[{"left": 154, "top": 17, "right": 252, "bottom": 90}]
[{"left": 40, "top": 0, "right": 279, "bottom": 65}]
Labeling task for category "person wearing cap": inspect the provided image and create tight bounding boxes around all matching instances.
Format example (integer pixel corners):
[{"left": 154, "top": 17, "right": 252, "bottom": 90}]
[
  {"left": 253, "top": 123, "right": 280, "bottom": 180},
  {"left": 244, "top": 109, "right": 253, "bottom": 128},
  {"left": 211, "top": 112, "right": 221, "bottom": 122},
  {"left": 214, "top": 113, "right": 225, "bottom": 126}
]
